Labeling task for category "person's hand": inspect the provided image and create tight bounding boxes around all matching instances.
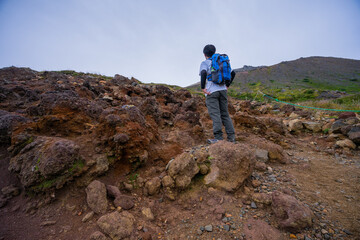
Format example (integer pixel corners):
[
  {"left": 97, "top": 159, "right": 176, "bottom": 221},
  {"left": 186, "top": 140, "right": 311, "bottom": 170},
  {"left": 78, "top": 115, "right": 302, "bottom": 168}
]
[{"left": 202, "top": 89, "right": 210, "bottom": 95}]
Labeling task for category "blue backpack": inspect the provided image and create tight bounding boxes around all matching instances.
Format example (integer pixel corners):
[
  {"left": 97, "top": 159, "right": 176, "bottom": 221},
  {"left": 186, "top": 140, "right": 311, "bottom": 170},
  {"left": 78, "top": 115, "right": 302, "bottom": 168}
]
[{"left": 207, "top": 53, "right": 231, "bottom": 84}]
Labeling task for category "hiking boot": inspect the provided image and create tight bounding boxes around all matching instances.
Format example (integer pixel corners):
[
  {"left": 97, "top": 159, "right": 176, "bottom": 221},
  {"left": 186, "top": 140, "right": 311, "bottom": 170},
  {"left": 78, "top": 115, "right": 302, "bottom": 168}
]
[{"left": 207, "top": 139, "right": 219, "bottom": 144}]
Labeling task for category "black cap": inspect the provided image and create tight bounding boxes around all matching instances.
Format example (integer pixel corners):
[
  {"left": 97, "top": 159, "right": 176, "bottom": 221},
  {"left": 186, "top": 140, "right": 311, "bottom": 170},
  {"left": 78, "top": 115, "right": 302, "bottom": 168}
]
[{"left": 203, "top": 44, "right": 216, "bottom": 57}]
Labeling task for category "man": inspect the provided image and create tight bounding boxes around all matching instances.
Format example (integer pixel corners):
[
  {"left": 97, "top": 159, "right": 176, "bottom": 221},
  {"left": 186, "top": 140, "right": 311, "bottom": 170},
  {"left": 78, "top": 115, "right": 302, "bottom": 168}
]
[{"left": 199, "top": 44, "right": 236, "bottom": 144}]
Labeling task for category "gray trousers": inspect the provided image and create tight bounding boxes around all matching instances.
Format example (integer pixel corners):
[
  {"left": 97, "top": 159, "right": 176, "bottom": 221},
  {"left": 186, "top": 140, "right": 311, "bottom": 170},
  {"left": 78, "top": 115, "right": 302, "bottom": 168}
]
[{"left": 205, "top": 90, "right": 235, "bottom": 141}]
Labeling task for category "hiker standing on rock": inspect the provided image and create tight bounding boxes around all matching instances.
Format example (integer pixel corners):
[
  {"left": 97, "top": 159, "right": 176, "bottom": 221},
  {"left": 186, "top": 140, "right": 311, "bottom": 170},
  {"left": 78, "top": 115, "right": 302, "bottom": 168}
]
[{"left": 200, "top": 44, "right": 236, "bottom": 144}]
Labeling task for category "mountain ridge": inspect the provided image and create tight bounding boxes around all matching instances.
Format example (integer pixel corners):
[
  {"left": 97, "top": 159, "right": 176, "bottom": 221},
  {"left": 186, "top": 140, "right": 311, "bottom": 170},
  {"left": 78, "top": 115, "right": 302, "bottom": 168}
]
[{"left": 187, "top": 56, "right": 360, "bottom": 94}]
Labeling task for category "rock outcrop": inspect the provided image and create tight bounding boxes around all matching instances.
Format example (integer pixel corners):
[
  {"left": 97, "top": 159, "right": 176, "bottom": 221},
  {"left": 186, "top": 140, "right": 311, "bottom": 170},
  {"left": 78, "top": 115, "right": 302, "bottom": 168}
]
[
  {"left": 204, "top": 141, "right": 254, "bottom": 192},
  {"left": 8, "top": 136, "right": 84, "bottom": 192}
]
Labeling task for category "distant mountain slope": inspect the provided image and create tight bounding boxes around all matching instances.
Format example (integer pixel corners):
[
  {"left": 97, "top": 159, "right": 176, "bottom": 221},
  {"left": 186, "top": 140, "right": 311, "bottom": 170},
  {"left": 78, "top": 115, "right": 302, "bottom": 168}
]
[{"left": 188, "top": 57, "right": 360, "bottom": 94}]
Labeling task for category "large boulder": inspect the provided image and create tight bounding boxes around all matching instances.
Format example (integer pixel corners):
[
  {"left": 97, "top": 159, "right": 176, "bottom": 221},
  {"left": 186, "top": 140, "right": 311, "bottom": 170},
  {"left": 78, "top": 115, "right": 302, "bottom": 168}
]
[
  {"left": 272, "top": 191, "right": 313, "bottom": 231},
  {"left": 8, "top": 136, "right": 84, "bottom": 192},
  {"left": 204, "top": 141, "right": 254, "bottom": 192},
  {"left": 97, "top": 211, "right": 135, "bottom": 240},
  {"left": 86, "top": 180, "right": 108, "bottom": 214},
  {"left": 167, "top": 152, "right": 199, "bottom": 189}
]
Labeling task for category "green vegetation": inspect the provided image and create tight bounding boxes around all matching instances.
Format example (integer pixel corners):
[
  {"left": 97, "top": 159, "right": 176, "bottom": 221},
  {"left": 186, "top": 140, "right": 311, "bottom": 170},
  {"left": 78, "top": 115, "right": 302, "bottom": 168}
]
[
  {"left": 128, "top": 173, "right": 139, "bottom": 188},
  {"left": 68, "top": 159, "right": 85, "bottom": 173},
  {"left": 53, "top": 70, "right": 113, "bottom": 81},
  {"left": 31, "top": 178, "right": 58, "bottom": 192},
  {"left": 298, "top": 94, "right": 360, "bottom": 111}
]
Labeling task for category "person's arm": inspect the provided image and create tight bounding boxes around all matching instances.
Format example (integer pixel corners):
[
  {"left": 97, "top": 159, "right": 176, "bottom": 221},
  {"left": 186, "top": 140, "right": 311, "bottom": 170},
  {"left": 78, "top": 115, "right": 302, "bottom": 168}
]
[
  {"left": 226, "top": 70, "right": 236, "bottom": 88},
  {"left": 200, "top": 70, "right": 210, "bottom": 95}
]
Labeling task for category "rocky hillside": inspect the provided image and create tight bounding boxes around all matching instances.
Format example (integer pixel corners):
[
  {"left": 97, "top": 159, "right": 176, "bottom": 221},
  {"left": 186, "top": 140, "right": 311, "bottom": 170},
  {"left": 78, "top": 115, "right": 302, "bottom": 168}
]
[
  {"left": 188, "top": 56, "right": 360, "bottom": 96},
  {"left": 0, "top": 67, "right": 359, "bottom": 240}
]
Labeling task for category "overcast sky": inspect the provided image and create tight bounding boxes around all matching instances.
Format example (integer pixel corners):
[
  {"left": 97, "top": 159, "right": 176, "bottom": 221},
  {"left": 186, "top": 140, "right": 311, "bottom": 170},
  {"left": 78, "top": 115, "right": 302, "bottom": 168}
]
[{"left": 1, "top": 0, "right": 359, "bottom": 87}]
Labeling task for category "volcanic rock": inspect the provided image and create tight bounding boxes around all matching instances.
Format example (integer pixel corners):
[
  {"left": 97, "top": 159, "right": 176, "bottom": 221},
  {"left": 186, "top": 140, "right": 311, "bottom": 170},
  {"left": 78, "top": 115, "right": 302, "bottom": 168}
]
[
  {"left": 167, "top": 152, "right": 199, "bottom": 189},
  {"left": 244, "top": 218, "right": 285, "bottom": 240},
  {"left": 336, "top": 139, "right": 356, "bottom": 149},
  {"left": 97, "top": 211, "right": 135, "bottom": 240},
  {"left": 288, "top": 119, "right": 303, "bottom": 132},
  {"left": 303, "top": 121, "right": 322, "bottom": 132},
  {"left": 86, "top": 180, "right": 108, "bottom": 214},
  {"left": 8, "top": 137, "right": 83, "bottom": 192},
  {"left": 113, "top": 195, "right": 135, "bottom": 210},
  {"left": 204, "top": 141, "right": 254, "bottom": 192},
  {"left": 144, "top": 177, "right": 161, "bottom": 195},
  {"left": 272, "top": 191, "right": 313, "bottom": 231}
]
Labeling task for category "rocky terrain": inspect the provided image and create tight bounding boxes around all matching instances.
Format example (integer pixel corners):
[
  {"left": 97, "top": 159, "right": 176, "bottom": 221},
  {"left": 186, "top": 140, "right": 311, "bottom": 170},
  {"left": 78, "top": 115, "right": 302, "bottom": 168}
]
[{"left": 0, "top": 67, "right": 359, "bottom": 240}]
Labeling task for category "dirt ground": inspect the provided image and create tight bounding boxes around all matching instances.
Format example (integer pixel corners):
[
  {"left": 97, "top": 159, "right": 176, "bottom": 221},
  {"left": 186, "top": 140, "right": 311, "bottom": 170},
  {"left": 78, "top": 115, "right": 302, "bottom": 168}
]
[{"left": 1, "top": 129, "right": 359, "bottom": 240}]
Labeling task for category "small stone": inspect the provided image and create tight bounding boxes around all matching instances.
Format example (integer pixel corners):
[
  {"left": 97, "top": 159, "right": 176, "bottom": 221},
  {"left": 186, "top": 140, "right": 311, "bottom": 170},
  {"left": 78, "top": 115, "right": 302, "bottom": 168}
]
[
  {"left": 251, "top": 202, "right": 257, "bottom": 209},
  {"left": 199, "top": 164, "right": 209, "bottom": 175},
  {"left": 66, "top": 204, "right": 76, "bottom": 212},
  {"left": 82, "top": 211, "right": 94, "bottom": 222},
  {"left": 289, "top": 233, "right": 297, "bottom": 239},
  {"left": 343, "top": 229, "right": 352, "bottom": 235},
  {"left": 141, "top": 207, "right": 154, "bottom": 221},
  {"left": 267, "top": 167, "right": 273, "bottom": 173},
  {"left": 255, "top": 149, "right": 269, "bottom": 162},
  {"left": 90, "top": 231, "right": 107, "bottom": 240},
  {"left": 321, "top": 229, "right": 328, "bottom": 234},
  {"left": 252, "top": 179, "right": 261, "bottom": 188},
  {"left": 161, "top": 175, "right": 174, "bottom": 188},
  {"left": 197, "top": 229, "right": 203, "bottom": 235},
  {"left": 114, "top": 195, "right": 134, "bottom": 210},
  {"left": 40, "top": 220, "right": 57, "bottom": 226},
  {"left": 123, "top": 182, "right": 133, "bottom": 191},
  {"left": 1, "top": 185, "right": 20, "bottom": 197},
  {"left": 205, "top": 225, "right": 213, "bottom": 232},
  {"left": 223, "top": 225, "right": 230, "bottom": 231}
]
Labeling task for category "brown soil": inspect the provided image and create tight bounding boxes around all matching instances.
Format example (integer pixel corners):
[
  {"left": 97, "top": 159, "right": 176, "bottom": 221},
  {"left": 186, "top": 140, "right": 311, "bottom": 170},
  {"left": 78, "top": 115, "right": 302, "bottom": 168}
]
[{"left": 1, "top": 132, "right": 359, "bottom": 240}]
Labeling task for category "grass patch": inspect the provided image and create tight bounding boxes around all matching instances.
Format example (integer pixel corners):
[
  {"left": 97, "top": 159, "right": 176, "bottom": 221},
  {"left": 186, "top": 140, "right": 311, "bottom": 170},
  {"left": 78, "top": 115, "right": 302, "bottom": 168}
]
[
  {"left": 68, "top": 159, "right": 85, "bottom": 173},
  {"left": 54, "top": 70, "right": 113, "bottom": 81},
  {"left": 298, "top": 95, "right": 360, "bottom": 111}
]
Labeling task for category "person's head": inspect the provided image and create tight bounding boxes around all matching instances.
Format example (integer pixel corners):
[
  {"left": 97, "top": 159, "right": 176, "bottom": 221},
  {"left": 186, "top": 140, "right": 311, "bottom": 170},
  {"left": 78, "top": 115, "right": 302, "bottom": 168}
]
[{"left": 203, "top": 44, "right": 216, "bottom": 58}]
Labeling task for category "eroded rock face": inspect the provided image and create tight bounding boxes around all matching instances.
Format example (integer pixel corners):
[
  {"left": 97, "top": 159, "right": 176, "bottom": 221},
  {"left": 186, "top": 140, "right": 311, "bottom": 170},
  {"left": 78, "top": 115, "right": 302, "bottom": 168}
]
[
  {"left": 8, "top": 136, "right": 83, "bottom": 192},
  {"left": 167, "top": 152, "right": 199, "bottom": 189},
  {"left": 86, "top": 180, "right": 108, "bottom": 214},
  {"left": 0, "top": 111, "right": 29, "bottom": 144},
  {"left": 204, "top": 141, "right": 254, "bottom": 192},
  {"left": 271, "top": 191, "right": 313, "bottom": 231},
  {"left": 97, "top": 211, "right": 135, "bottom": 240}
]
